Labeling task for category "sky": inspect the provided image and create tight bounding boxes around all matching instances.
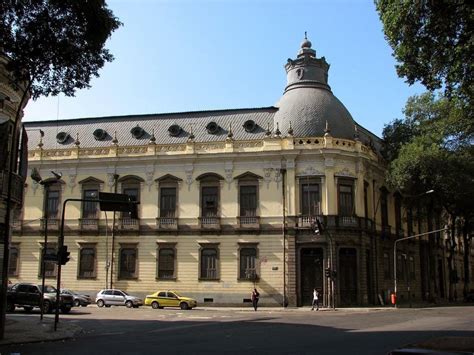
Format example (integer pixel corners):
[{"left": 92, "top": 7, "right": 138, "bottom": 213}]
[{"left": 23, "top": 0, "right": 425, "bottom": 137}]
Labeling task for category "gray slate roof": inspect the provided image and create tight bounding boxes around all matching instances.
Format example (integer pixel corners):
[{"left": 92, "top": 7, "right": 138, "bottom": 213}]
[{"left": 24, "top": 107, "right": 278, "bottom": 150}]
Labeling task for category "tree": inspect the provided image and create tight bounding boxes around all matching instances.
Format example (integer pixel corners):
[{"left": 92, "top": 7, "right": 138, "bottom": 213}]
[
  {"left": 375, "top": 0, "right": 473, "bottom": 106},
  {"left": 1, "top": 0, "right": 121, "bottom": 104},
  {"left": 0, "top": 0, "right": 121, "bottom": 339},
  {"left": 383, "top": 93, "right": 474, "bottom": 301}
]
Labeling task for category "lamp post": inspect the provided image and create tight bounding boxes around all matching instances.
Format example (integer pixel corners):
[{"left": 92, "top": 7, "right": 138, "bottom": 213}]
[
  {"left": 393, "top": 227, "right": 448, "bottom": 307},
  {"left": 30, "top": 167, "right": 62, "bottom": 321},
  {"left": 313, "top": 219, "right": 336, "bottom": 310}
]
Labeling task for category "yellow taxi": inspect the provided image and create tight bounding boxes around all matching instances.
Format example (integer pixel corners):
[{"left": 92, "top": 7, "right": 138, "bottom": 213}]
[{"left": 144, "top": 290, "right": 197, "bottom": 310}]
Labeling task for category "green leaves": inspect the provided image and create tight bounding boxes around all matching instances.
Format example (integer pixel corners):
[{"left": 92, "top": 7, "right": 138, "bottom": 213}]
[
  {"left": 375, "top": 0, "right": 473, "bottom": 105},
  {"left": 0, "top": 0, "right": 122, "bottom": 99}
]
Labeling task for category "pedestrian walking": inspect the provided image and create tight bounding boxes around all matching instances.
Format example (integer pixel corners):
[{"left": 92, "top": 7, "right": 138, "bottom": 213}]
[
  {"left": 311, "top": 288, "right": 319, "bottom": 311},
  {"left": 251, "top": 288, "right": 260, "bottom": 311}
]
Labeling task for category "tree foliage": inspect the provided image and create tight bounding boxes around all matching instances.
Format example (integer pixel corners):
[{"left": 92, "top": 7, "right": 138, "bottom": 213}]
[
  {"left": 0, "top": 0, "right": 121, "bottom": 100},
  {"left": 383, "top": 92, "right": 474, "bottom": 217},
  {"left": 375, "top": 0, "right": 473, "bottom": 105}
]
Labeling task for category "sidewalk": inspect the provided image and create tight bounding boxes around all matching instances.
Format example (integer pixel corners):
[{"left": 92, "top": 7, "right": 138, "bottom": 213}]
[{"left": 0, "top": 315, "right": 82, "bottom": 346}]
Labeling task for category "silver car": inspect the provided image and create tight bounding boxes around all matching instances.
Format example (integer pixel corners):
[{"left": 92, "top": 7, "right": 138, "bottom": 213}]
[{"left": 95, "top": 289, "right": 143, "bottom": 308}]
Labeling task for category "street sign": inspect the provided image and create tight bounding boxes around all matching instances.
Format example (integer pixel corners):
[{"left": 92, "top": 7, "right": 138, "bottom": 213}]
[{"left": 98, "top": 192, "right": 138, "bottom": 213}]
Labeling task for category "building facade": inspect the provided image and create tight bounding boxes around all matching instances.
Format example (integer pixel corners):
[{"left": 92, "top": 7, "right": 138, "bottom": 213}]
[{"left": 11, "top": 39, "right": 473, "bottom": 306}]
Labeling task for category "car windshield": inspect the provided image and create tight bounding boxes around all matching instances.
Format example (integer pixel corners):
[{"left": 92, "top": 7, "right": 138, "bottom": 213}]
[{"left": 40, "top": 285, "right": 57, "bottom": 293}]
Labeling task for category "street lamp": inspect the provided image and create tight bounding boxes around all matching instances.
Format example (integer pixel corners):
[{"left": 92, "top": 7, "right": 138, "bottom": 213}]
[
  {"left": 313, "top": 219, "right": 336, "bottom": 310},
  {"left": 393, "top": 227, "right": 448, "bottom": 307},
  {"left": 30, "top": 167, "right": 62, "bottom": 320}
]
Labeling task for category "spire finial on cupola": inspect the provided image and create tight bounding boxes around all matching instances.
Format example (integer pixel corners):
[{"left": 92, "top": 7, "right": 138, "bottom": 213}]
[
  {"left": 112, "top": 131, "right": 118, "bottom": 145},
  {"left": 274, "top": 122, "right": 281, "bottom": 137},
  {"left": 227, "top": 123, "right": 234, "bottom": 140},
  {"left": 324, "top": 120, "right": 331, "bottom": 137},
  {"left": 188, "top": 125, "right": 195, "bottom": 141},
  {"left": 265, "top": 122, "right": 272, "bottom": 136},
  {"left": 287, "top": 121, "right": 294, "bottom": 136},
  {"left": 74, "top": 132, "right": 80, "bottom": 146},
  {"left": 149, "top": 129, "right": 156, "bottom": 144},
  {"left": 353, "top": 124, "right": 360, "bottom": 141},
  {"left": 37, "top": 130, "right": 44, "bottom": 149}
]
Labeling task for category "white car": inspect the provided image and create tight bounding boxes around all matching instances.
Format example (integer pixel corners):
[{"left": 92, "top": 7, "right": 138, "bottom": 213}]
[{"left": 95, "top": 289, "right": 143, "bottom": 308}]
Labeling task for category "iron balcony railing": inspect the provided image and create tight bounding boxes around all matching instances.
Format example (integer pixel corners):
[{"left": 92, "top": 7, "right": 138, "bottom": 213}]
[{"left": 156, "top": 217, "right": 178, "bottom": 230}]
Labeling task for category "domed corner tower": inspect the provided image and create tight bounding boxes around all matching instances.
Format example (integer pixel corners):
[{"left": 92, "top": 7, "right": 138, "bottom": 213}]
[{"left": 273, "top": 36, "right": 356, "bottom": 139}]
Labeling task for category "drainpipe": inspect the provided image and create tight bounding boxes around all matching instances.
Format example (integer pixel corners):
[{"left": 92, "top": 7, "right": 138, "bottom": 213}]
[
  {"left": 281, "top": 168, "right": 287, "bottom": 308},
  {"left": 110, "top": 174, "right": 119, "bottom": 289}
]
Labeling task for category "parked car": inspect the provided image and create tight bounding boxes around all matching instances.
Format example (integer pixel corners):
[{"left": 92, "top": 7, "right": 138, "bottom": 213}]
[
  {"left": 61, "top": 289, "right": 92, "bottom": 307},
  {"left": 7, "top": 283, "right": 74, "bottom": 314},
  {"left": 95, "top": 289, "right": 143, "bottom": 308},
  {"left": 145, "top": 290, "right": 197, "bottom": 310}
]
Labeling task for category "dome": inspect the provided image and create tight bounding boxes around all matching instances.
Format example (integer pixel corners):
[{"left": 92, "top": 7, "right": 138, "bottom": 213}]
[
  {"left": 274, "top": 87, "right": 355, "bottom": 138},
  {"left": 274, "top": 38, "right": 356, "bottom": 139}
]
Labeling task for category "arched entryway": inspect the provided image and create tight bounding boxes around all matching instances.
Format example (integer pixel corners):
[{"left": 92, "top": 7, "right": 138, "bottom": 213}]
[
  {"left": 300, "top": 248, "right": 324, "bottom": 306},
  {"left": 339, "top": 247, "right": 358, "bottom": 306}
]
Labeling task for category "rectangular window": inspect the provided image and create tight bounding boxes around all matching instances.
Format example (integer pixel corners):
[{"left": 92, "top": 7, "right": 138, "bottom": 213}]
[
  {"left": 338, "top": 182, "right": 354, "bottom": 216},
  {"left": 46, "top": 190, "right": 60, "bottom": 219},
  {"left": 383, "top": 252, "right": 390, "bottom": 279},
  {"left": 78, "top": 246, "right": 96, "bottom": 278},
  {"left": 239, "top": 247, "right": 257, "bottom": 280},
  {"left": 160, "top": 187, "right": 176, "bottom": 218},
  {"left": 119, "top": 247, "right": 137, "bottom": 279},
  {"left": 82, "top": 189, "right": 99, "bottom": 219},
  {"left": 200, "top": 247, "right": 218, "bottom": 280},
  {"left": 301, "top": 183, "right": 320, "bottom": 216},
  {"left": 40, "top": 245, "right": 57, "bottom": 278},
  {"left": 240, "top": 185, "right": 257, "bottom": 217},
  {"left": 201, "top": 186, "right": 218, "bottom": 217},
  {"left": 157, "top": 248, "right": 175, "bottom": 279},
  {"left": 8, "top": 246, "right": 19, "bottom": 276}
]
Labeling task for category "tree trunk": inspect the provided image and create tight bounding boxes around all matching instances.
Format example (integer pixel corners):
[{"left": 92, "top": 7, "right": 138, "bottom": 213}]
[
  {"left": 462, "top": 218, "right": 471, "bottom": 300},
  {"left": 447, "top": 215, "right": 456, "bottom": 302}
]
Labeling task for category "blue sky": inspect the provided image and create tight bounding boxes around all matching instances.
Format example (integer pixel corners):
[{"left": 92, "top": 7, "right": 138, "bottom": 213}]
[{"left": 23, "top": 0, "right": 424, "bottom": 137}]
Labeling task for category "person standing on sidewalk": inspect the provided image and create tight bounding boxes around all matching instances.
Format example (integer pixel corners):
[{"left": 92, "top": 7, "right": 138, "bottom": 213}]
[
  {"left": 251, "top": 288, "right": 260, "bottom": 311},
  {"left": 311, "top": 288, "right": 319, "bottom": 311}
]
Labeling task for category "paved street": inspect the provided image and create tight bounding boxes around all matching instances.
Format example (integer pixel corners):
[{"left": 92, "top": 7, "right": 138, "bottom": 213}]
[{"left": 0, "top": 306, "right": 473, "bottom": 354}]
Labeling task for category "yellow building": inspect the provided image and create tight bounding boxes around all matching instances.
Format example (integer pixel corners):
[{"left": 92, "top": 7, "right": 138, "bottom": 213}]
[{"left": 11, "top": 38, "right": 472, "bottom": 306}]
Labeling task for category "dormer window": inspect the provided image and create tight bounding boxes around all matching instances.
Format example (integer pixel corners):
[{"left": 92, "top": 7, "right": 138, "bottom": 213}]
[
  {"left": 130, "top": 126, "right": 145, "bottom": 139},
  {"left": 206, "top": 122, "right": 220, "bottom": 134}
]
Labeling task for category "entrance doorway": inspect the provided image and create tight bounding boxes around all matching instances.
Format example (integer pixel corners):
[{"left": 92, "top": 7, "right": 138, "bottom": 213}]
[
  {"left": 339, "top": 248, "right": 358, "bottom": 306},
  {"left": 300, "top": 248, "right": 323, "bottom": 306}
]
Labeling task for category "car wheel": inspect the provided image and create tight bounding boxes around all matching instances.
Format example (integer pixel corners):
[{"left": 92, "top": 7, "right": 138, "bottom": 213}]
[
  {"left": 43, "top": 301, "right": 51, "bottom": 314},
  {"left": 97, "top": 299, "right": 105, "bottom": 308},
  {"left": 73, "top": 299, "right": 80, "bottom": 307},
  {"left": 61, "top": 306, "right": 71, "bottom": 314},
  {"left": 23, "top": 306, "right": 33, "bottom": 313},
  {"left": 151, "top": 301, "right": 159, "bottom": 309},
  {"left": 125, "top": 300, "right": 133, "bottom": 308},
  {"left": 7, "top": 303, "right": 15, "bottom": 312},
  {"left": 180, "top": 302, "right": 189, "bottom": 310}
]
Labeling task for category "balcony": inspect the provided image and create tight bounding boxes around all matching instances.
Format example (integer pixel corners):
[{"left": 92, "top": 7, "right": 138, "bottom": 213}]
[
  {"left": 199, "top": 216, "right": 221, "bottom": 230},
  {"left": 120, "top": 217, "right": 139, "bottom": 231},
  {"left": 238, "top": 216, "right": 260, "bottom": 229},
  {"left": 0, "top": 171, "right": 24, "bottom": 206},
  {"left": 40, "top": 218, "right": 60, "bottom": 231},
  {"left": 297, "top": 215, "right": 373, "bottom": 231},
  {"left": 156, "top": 217, "right": 178, "bottom": 230},
  {"left": 79, "top": 218, "right": 99, "bottom": 232}
]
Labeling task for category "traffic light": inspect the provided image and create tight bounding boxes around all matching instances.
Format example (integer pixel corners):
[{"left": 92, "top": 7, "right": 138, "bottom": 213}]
[
  {"left": 58, "top": 245, "right": 70, "bottom": 265},
  {"left": 325, "top": 268, "right": 331, "bottom": 278}
]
